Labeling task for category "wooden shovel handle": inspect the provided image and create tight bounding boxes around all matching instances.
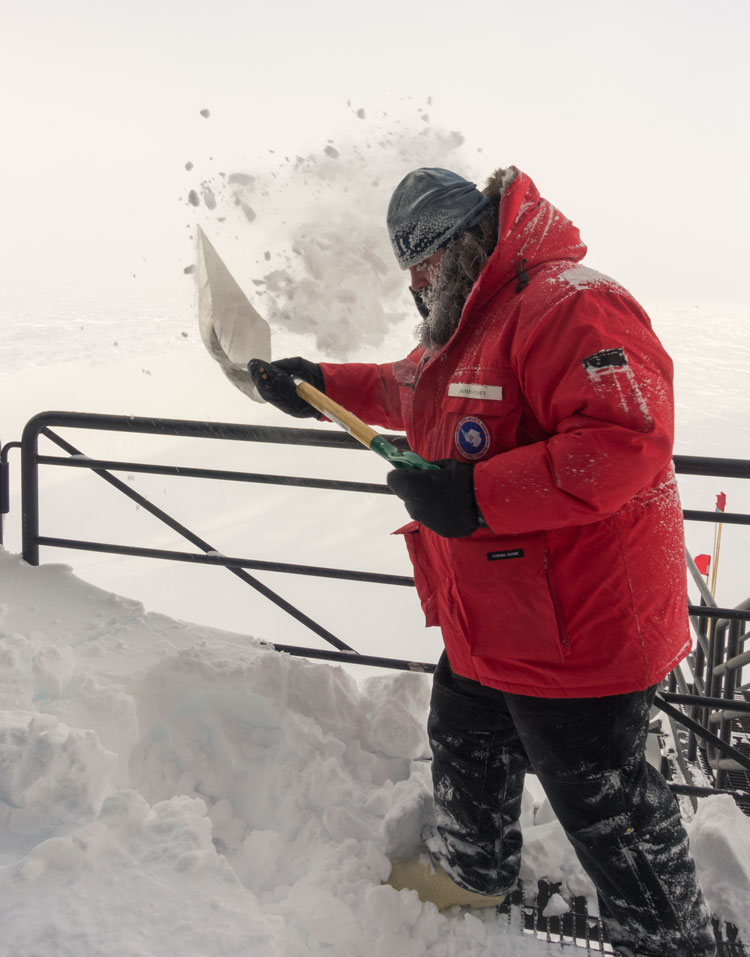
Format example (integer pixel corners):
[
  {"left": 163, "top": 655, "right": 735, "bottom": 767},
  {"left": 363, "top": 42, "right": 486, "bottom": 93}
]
[{"left": 295, "top": 380, "right": 379, "bottom": 449}]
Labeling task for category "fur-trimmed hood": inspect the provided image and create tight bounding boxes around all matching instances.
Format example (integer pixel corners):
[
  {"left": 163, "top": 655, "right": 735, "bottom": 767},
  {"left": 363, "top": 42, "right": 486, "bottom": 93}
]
[
  {"left": 482, "top": 166, "right": 519, "bottom": 204},
  {"left": 463, "top": 167, "right": 587, "bottom": 313}
]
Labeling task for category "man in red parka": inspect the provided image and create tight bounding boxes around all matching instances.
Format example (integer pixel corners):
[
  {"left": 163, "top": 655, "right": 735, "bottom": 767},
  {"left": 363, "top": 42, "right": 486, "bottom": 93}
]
[{"left": 249, "top": 167, "right": 716, "bottom": 956}]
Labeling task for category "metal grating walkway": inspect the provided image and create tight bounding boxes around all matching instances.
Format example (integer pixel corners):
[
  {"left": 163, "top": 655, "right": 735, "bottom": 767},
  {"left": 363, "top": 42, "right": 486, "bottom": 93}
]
[
  {"left": 724, "top": 691, "right": 750, "bottom": 800},
  {"left": 498, "top": 882, "right": 614, "bottom": 952},
  {"left": 499, "top": 881, "right": 746, "bottom": 954}
]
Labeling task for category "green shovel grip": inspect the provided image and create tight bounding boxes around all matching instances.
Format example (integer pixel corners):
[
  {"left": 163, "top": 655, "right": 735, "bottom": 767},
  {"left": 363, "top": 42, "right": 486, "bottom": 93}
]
[{"left": 370, "top": 436, "right": 440, "bottom": 470}]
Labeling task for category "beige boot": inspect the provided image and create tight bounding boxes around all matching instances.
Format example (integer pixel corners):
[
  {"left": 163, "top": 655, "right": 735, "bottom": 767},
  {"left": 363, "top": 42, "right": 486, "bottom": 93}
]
[{"left": 386, "top": 857, "right": 506, "bottom": 911}]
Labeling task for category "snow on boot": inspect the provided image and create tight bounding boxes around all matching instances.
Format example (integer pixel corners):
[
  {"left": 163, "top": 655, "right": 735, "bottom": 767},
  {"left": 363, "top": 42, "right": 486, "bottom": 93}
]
[{"left": 386, "top": 856, "right": 506, "bottom": 911}]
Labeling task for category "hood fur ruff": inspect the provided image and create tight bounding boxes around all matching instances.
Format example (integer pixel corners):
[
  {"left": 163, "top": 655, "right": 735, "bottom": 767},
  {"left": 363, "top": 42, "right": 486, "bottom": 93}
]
[{"left": 483, "top": 167, "right": 519, "bottom": 205}]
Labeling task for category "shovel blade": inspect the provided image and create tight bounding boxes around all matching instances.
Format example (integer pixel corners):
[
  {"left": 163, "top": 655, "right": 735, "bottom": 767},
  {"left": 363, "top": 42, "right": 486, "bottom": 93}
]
[{"left": 196, "top": 227, "right": 271, "bottom": 402}]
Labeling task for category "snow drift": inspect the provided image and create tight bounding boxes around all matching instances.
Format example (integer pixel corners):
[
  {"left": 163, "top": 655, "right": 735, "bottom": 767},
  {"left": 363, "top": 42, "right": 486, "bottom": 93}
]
[{"left": 0, "top": 551, "right": 569, "bottom": 956}]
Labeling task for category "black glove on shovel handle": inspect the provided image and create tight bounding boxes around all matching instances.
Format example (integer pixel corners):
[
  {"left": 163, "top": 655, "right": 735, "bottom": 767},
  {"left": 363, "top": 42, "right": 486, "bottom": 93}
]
[
  {"left": 387, "top": 458, "right": 483, "bottom": 538},
  {"left": 249, "top": 358, "right": 442, "bottom": 472},
  {"left": 248, "top": 357, "right": 325, "bottom": 419}
]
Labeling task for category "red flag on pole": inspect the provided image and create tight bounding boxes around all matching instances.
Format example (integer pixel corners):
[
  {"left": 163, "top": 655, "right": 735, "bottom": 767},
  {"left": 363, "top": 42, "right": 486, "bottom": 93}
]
[
  {"left": 694, "top": 554, "right": 711, "bottom": 576},
  {"left": 716, "top": 492, "right": 726, "bottom": 512}
]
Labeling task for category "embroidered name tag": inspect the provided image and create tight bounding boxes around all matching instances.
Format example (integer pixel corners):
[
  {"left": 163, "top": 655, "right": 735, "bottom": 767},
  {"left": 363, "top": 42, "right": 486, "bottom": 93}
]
[
  {"left": 487, "top": 549, "right": 525, "bottom": 561},
  {"left": 448, "top": 382, "right": 503, "bottom": 401}
]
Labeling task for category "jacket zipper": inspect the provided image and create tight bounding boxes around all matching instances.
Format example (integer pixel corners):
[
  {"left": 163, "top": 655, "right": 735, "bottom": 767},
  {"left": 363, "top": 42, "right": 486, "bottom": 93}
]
[
  {"left": 411, "top": 353, "right": 430, "bottom": 391},
  {"left": 406, "top": 354, "right": 431, "bottom": 456},
  {"left": 544, "top": 549, "right": 571, "bottom": 654}
]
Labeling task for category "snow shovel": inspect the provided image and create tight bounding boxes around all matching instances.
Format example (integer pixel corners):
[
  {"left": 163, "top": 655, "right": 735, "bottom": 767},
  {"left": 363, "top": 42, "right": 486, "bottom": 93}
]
[{"left": 196, "top": 228, "right": 437, "bottom": 471}]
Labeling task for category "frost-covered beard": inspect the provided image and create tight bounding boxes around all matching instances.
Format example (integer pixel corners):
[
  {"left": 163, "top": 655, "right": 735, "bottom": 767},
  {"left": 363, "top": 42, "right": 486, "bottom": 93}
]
[
  {"left": 413, "top": 206, "right": 498, "bottom": 351},
  {"left": 414, "top": 246, "right": 474, "bottom": 350}
]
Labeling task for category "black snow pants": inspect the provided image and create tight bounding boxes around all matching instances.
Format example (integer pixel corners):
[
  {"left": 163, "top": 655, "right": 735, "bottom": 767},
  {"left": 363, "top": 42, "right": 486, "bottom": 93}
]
[{"left": 427, "top": 653, "right": 717, "bottom": 957}]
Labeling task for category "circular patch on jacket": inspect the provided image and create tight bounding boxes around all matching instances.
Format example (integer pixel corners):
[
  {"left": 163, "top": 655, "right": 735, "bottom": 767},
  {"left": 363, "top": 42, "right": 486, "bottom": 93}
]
[{"left": 454, "top": 416, "right": 490, "bottom": 460}]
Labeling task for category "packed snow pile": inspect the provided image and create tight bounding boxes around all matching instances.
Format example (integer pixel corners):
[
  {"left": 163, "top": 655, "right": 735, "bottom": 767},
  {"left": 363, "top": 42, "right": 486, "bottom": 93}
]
[
  {"left": 688, "top": 795, "right": 750, "bottom": 941},
  {"left": 184, "top": 108, "right": 483, "bottom": 358},
  {"left": 0, "top": 551, "right": 571, "bottom": 955}
]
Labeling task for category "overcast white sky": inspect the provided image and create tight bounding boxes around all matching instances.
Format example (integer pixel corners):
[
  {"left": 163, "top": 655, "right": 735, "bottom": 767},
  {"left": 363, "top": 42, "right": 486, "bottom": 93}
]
[{"left": 1, "top": 0, "right": 748, "bottom": 308}]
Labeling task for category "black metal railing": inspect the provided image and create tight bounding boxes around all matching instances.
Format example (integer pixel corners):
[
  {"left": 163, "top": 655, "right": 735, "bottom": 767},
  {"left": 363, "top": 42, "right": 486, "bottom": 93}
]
[
  {"left": 10, "top": 411, "right": 422, "bottom": 662},
  {"left": 2, "top": 413, "right": 750, "bottom": 804}
]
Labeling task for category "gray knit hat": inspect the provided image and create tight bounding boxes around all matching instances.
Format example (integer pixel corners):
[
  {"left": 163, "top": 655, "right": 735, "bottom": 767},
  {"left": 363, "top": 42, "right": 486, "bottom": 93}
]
[{"left": 387, "top": 168, "right": 490, "bottom": 269}]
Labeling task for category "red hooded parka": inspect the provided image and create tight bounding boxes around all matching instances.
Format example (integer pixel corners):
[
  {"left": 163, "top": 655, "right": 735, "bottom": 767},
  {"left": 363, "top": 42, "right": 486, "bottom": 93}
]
[{"left": 320, "top": 168, "right": 691, "bottom": 698}]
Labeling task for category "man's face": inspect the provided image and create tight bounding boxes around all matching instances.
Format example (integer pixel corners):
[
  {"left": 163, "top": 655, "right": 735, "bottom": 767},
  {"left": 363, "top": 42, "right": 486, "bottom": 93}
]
[{"left": 408, "top": 249, "right": 446, "bottom": 292}]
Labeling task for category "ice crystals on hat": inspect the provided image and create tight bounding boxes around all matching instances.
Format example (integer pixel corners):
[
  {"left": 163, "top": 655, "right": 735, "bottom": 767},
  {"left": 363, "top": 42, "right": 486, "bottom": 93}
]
[{"left": 387, "top": 167, "right": 490, "bottom": 269}]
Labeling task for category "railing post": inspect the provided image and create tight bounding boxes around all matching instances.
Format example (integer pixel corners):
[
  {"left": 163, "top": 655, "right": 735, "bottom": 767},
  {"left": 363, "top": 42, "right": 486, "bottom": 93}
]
[
  {"left": 0, "top": 440, "right": 6, "bottom": 547},
  {"left": 710, "top": 622, "right": 727, "bottom": 701},
  {"left": 688, "top": 601, "right": 709, "bottom": 762},
  {"left": 703, "top": 617, "right": 724, "bottom": 772},
  {"left": 701, "top": 619, "right": 715, "bottom": 745},
  {"left": 693, "top": 603, "right": 707, "bottom": 688},
  {"left": 20, "top": 420, "right": 41, "bottom": 566},
  {"left": 716, "top": 619, "right": 742, "bottom": 789}
]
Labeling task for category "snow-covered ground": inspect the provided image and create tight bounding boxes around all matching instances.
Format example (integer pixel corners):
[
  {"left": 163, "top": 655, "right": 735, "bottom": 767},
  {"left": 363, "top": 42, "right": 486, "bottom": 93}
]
[
  {"left": 2, "top": 551, "right": 749, "bottom": 955},
  {"left": 2, "top": 130, "right": 750, "bottom": 954}
]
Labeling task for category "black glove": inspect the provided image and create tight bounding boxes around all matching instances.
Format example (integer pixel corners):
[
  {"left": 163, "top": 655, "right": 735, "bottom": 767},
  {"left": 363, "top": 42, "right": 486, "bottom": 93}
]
[
  {"left": 386, "top": 458, "right": 482, "bottom": 538},
  {"left": 248, "top": 357, "right": 325, "bottom": 419}
]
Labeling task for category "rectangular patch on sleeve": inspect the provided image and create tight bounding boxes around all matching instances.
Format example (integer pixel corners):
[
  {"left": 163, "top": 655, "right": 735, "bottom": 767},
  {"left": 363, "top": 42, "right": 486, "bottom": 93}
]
[
  {"left": 487, "top": 549, "right": 524, "bottom": 561},
  {"left": 582, "top": 348, "right": 627, "bottom": 371},
  {"left": 448, "top": 382, "right": 503, "bottom": 401},
  {"left": 581, "top": 346, "right": 653, "bottom": 432}
]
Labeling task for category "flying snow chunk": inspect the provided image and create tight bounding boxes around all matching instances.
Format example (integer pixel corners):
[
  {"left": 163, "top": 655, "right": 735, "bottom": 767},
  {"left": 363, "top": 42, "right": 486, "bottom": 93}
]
[
  {"left": 201, "top": 185, "right": 217, "bottom": 210},
  {"left": 228, "top": 173, "right": 256, "bottom": 186},
  {"left": 199, "top": 108, "right": 211, "bottom": 118},
  {"left": 187, "top": 190, "right": 200, "bottom": 207}
]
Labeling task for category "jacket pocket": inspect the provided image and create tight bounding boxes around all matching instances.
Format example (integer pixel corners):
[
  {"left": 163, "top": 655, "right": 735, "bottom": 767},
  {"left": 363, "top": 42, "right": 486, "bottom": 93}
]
[
  {"left": 393, "top": 521, "right": 439, "bottom": 627},
  {"left": 448, "top": 533, "right": 568, "bottom": 663}
]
